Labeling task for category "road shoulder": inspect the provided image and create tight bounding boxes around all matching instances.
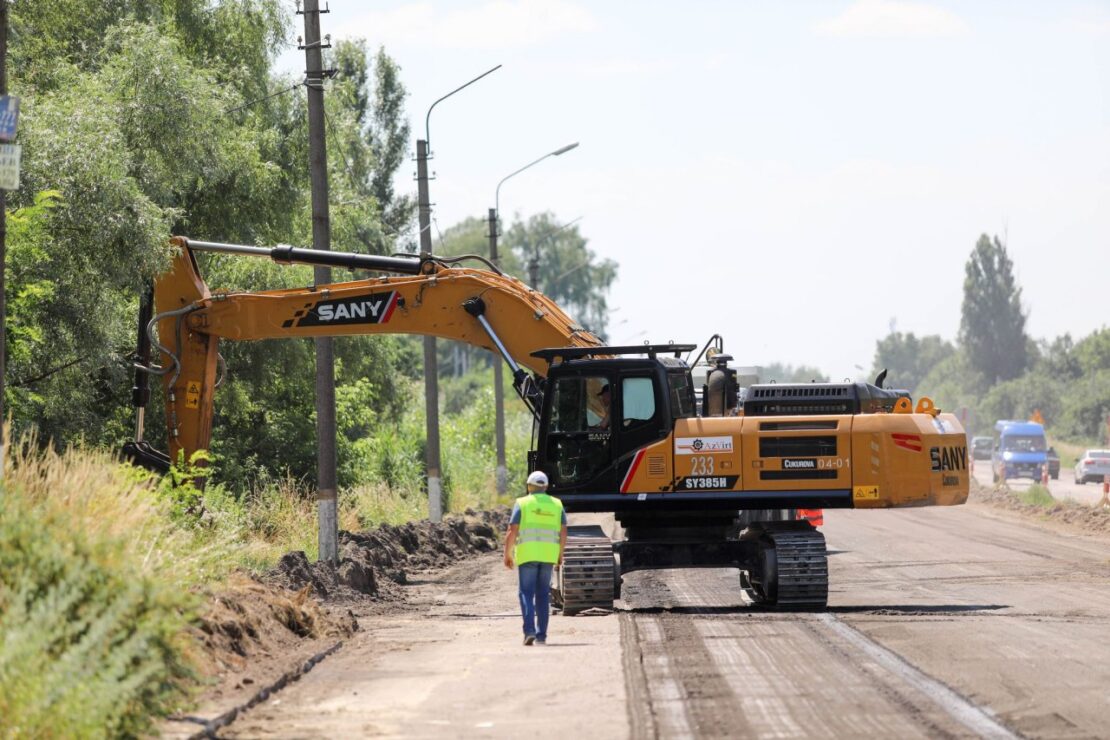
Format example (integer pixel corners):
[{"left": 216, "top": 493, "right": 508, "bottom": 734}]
[{"left": 223, "top": 551, "right": 628, "bottom": 738}]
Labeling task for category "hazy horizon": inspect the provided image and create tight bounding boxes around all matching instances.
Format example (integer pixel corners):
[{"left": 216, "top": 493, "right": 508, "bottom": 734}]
[{"left": 277, "top": 0, "right": 1110, "bottom": 380}]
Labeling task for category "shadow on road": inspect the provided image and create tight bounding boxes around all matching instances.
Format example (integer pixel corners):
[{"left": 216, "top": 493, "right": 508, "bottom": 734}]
[
  {"left": 828, "top": 604, "right": 1009, "bottom": 614},
  {"left": 616, "top": 603, "right": 1010, "bottom": 616}
]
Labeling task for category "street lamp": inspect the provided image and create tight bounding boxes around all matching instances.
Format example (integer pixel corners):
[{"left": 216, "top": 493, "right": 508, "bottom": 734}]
[
  {"left": 416, "top": 64, "right": 501, "bottom": 522},
  {"left": 487, "top": 142, "right": 579, "bottom": 496},
  {"left": 495, "top": 142, "right": 579, "bottom": 224}
]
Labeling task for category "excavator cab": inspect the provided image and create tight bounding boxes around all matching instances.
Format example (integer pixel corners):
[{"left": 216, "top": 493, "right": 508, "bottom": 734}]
[{"left": 532, "top": 345, "right": 697, "bottom": 499}]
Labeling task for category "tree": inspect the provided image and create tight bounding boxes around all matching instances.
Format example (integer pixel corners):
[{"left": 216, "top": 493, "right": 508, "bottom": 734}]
[
  {"left": 760, "top": 363, "right": 829, "bottom": 384},
  {"left": 958, "top": 234, "right": 1029, "bottom": 385},
  {"left": 7, "top": 2, "right": 420, "bottom": 490},
  {"left": 1073, "top": 327, "right": 1110, "bottom": 375},
  {"left": 1035, "top": 334, "right": 1083, "bottom": 381},
  {"left": 871, "top": 332, "right": 955, "bottom": 392},
  {"left": 505, "top": 213, "right": 617, "bottom": 337},
  {"left": 327, "top": 41, "right": 414, "bottom": 255}
]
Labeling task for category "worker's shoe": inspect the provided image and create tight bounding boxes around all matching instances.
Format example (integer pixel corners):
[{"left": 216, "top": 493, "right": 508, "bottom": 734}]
[
  {"left": 523, "top": 634, "right": 536, "bottom": 646},
  {"left": 536, "top": 638, "right": 546, "bottom": 645}
]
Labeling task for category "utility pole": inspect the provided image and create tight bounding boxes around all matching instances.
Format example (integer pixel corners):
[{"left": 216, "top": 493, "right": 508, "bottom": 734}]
[
  {"left": 299, "top": 0, "right": 338, "bottom": 561},
  {"left": 487, "top": 208, "right": 507, "bottom": 496},
  {"left": 416, "top": 139, "right": 443, "bottom": 522},
  {"left": 415, "top": 64, "right": 500, "bottom": 523}
]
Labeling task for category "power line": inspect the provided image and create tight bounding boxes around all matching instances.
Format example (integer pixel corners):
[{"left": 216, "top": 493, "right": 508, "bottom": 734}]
[{"left": 225, "top": 81, "right": 303, "bottom": 115}]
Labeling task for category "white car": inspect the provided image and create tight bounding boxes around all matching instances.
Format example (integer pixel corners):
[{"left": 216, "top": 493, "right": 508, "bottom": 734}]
[{"left": 1074, "top": 450, "right": 1110, "bottom": 484}]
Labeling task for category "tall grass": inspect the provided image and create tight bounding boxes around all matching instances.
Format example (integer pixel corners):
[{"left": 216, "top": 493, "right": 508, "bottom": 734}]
[
  {"left": 0, "top": 440, "right": 227, "bottom": 737},
  {"left": 1015, "top": 483, "right": 1057, "bottom": 508},
  {"left": 0, "top": 370, "right": 525, "bottom": 734}
]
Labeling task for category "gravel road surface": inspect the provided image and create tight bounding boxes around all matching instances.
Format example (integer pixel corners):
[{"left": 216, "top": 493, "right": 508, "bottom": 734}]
[{"left": 221, "top": 504, "right": 1110, "bottom": 738}]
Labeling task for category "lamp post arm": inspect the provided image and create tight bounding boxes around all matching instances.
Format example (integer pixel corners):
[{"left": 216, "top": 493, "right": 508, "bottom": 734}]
[
  {"left": 495, "top": 142, "right": 579, "bottom": 218},
  {"left": 496, "top": 152, "right": 551, "bottom": 218},
  {"left": 425, "top": 64, "right": 502, "bottom": 145}
]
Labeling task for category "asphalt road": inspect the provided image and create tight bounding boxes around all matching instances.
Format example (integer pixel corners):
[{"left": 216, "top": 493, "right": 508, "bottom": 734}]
[{"left": 221, "top": 505, "right": 1110, "bottom": 739}]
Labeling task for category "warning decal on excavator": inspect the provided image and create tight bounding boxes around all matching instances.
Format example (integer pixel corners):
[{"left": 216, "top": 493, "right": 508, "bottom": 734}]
[
  {"left": 184, "top": 381, "right": 201, "bottom": 409},
  {"left": 853, "top": 485, "right": 880, "bottom": 501}
]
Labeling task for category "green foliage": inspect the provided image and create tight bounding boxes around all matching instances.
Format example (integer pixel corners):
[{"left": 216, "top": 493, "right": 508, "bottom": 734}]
[
  {"left": 871, "top": 332, "right": 955, "bottom": 393},
  {"left": 0, "top": 443, "right": 220, "bottom": 738},
  {"left": 1035, "top": 334, "right": 1083, "bottom": 381},
  {"left": 11, "top": 0, "right": 287, "bottom": 97},
  {"left": 7, "top": 1, "right": 432, "bottom": 489},
  {"left": 1074, "top": 328, "right": 1110, "bottom": 376},
  {"left": 761, "top": 363, "right": 830, "bottom": 383},
  {"left": 367, "top": 46, "right": 414, "bottom": 237},
  {"left": 7, "top": 2, "right": 301, "bottom": 451},
  {"left": 958, "top": 234, "right": 1029, "bottom": 384},
  {"left": 157, "top": 450, "right": 213, "bottom": 522},
  {"left": 430, "top": 212, "right": 619, "bottom": 377},
  {"left": 1014, "top": 484, "right": 1056, "bottom": 508},
  {"left": 1055, "top": 369, "right": 1110, "bottom": 443},
  {"left": 915, "top": 353, "right": 986, "bottom": 425},
  {"left": 978, "top": 371, "right": 1066, "bottom": 430},
  {"left": 326, "top": 39, "right": 415, "bottom": 255},
  {"left": 506, "top": 212, "right": 618, "bottom": 337}
]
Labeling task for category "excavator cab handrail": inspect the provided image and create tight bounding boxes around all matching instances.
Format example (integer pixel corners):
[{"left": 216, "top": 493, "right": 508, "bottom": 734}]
[{"left": 531, "top": 344, "right": 696, "bottom": 363}]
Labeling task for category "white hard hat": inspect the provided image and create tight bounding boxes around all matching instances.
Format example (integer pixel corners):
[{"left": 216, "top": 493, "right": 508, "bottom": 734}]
[{"left": 526, "top": 470, "right": 549, "bottom": 488}]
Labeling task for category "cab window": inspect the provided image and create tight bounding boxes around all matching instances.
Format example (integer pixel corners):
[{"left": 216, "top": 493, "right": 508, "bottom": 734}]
[
  {"left": 667, "top": 373, "right": 696, "bottom": 418},
  {"left": 622, "top": 377, "right": 656, "bottom": 424},
  {"left": 548, "top": 376, "right": 608, "bottom": 432},
  {"left": 544, "top": 375, "right": 612, "bottom": 486}
]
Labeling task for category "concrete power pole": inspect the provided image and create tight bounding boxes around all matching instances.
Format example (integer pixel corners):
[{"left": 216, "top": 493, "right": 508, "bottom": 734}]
[
  {"left": 416, "top": 140, "right": 443, "bottom": 522},
  {"left": 300, "top": 0, "right": 338, "bottom": 561},
  {"left": 487, "top": 208, "right": 508, "bottom": 496},
  {"left": 414, "top": 65, "right": 501, "bottom": 523}
]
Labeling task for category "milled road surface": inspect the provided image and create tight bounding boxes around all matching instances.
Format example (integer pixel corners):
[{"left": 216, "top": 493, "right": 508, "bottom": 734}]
[{"left": 222, "top": 505, "right": 1110, "bottom": 739}]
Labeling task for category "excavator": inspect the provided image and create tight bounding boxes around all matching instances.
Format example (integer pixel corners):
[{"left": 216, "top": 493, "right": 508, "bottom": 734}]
[{"left": 126, "top": 237, "right": 969, "bottom": 612}]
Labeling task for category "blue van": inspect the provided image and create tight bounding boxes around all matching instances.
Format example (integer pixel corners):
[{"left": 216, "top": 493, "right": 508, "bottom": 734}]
[{"left": 991, "top": 420, "right": 1047, "bottom": 482}]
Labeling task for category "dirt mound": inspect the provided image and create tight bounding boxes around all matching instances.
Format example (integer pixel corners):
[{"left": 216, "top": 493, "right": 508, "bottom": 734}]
[
  {"left": 970, "top": 479, "right": 1110, "bottom": 536},
  {"left": 267, "top": 507, "right": 508, "bottom": 601},
  {"left": 162, "top": 574, "right": 358, "bottom": 737},
  {"left": 196, "top": 575, "right": 356, "bottom": 665}
]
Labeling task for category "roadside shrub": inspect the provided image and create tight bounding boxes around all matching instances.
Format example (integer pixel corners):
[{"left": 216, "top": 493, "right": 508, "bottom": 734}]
[
  {"left": 0, "top": 441, "right": 222, "bottom": 737},
  {"left": 1014, "top": 483, "right": 1056, "bottom": 508}
]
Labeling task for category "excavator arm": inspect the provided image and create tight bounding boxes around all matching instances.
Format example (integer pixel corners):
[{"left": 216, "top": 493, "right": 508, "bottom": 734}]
[{"left": 133, "top": 237, "right": 602, "bottom": 468}]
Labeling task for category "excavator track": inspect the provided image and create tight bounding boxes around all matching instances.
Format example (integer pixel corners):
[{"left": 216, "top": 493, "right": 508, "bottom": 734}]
[
  {"left": 740, "top": 522, "right": 828, "bottom": 609},
  {"left": 554, "top": 525, "right": 617, "bottom": 615}
]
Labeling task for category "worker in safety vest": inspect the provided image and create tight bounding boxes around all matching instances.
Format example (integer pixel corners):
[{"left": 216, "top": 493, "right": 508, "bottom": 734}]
[{"left": 503, "top": 470, "right": 568, "bottom": 645}]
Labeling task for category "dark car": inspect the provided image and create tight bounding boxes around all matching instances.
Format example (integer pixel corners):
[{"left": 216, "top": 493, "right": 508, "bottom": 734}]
[
  {"left": 971, "top": 436, "right": 993, "bottom": 461},
  {"left": 1046, "top": 447, "right": 1060, "bottom": 480}
]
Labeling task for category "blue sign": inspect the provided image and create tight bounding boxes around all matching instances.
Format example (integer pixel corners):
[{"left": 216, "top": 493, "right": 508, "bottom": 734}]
[{"left": 0, "top": 96, "right": 19, "bottom": 142}]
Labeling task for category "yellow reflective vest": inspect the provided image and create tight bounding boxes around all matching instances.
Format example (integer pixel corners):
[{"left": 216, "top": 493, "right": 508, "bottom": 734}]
[{"left": 514, "top": 493, "right": 564, "bottom": 565}]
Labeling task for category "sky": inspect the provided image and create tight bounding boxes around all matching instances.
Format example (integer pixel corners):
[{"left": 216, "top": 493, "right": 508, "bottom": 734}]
[{"left": 278, "top": 0, "right": 1110, "bottom": 381}]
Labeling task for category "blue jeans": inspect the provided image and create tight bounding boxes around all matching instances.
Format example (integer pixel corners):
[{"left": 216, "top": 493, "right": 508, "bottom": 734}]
[{"left": 517, "top": 561, "right": 554, "bottom": 640}]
